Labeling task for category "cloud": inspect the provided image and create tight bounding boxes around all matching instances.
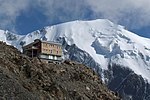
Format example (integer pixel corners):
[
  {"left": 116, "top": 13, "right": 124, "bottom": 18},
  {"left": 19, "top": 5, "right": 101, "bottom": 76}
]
[
  {"left": 0, "top": 0, "right": 90, "bottom": 33},
  {"left": 33, "top": 0, "right": 150, "bottom": 30},
  {"left": 0, "top": 0, "right": 150, "bottom": 33},
  {"left": 34, "top": 0, "right": 90, "bottom": 23},
  {"left": 86, "top": 0, "right": 150, "bottom": 29},
  {"left": 0, "top": 0, "right": 30, "bottom": 32}
]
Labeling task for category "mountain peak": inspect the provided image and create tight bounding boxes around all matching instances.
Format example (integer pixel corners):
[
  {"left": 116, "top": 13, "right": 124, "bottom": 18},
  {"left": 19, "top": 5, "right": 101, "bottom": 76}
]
[
  {"left": 0, "top": 19, "right": 150, "bottom": 83},
  {"left": 1, "top": 19, "right": 150, "bottom": 99}
]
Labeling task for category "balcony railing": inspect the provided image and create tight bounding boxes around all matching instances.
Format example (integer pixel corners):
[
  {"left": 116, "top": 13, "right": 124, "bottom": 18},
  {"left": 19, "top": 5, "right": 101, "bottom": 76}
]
[{"left": 38, "top": 54, "right": 62, "bottom": 61}]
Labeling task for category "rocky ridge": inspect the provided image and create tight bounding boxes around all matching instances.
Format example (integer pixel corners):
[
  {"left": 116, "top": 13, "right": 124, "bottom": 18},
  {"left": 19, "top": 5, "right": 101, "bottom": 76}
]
[{"left": 0, "top": 41, "right": 119, "bottom": 100}]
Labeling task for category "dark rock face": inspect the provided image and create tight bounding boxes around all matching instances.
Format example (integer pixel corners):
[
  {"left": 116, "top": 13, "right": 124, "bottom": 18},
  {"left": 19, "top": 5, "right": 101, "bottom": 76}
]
[
  {"left": 60, "top": 38, "right": 103, "bottom": 77},
  {"left": 105, "top": 64, "right": 150, "bottom": 100},
  {"left": 0, "top": 41, "right": 119, "bottom": 100}
]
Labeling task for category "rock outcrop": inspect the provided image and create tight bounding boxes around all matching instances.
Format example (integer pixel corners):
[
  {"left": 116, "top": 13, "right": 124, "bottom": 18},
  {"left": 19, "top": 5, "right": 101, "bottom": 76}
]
[{"left": 0, "top": 41, "right": 119, "bottom": 100}]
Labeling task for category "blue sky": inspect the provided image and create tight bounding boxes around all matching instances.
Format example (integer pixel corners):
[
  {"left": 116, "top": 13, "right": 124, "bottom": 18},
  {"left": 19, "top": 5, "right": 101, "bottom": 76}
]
[{"left": 0, "top": 0, "right": 150, "bottom": 38}]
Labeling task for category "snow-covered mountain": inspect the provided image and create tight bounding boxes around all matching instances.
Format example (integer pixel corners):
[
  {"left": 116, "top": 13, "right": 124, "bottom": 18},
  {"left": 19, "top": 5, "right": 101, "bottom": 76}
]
[{"left": 1, "top": 19, "right": 150, "bottom": 99}]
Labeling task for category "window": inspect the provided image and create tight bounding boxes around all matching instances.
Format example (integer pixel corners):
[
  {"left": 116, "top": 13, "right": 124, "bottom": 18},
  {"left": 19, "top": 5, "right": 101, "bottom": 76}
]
[
  {"left": 50, "top": 50, "right": 53, "bottom": 53},
  {"left": 57, "top": 51, "right": 58, "bottom": 54}
]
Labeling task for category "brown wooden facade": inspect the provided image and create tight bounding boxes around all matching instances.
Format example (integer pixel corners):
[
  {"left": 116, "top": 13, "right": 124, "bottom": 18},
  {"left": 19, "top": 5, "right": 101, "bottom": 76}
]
[{"left": 23, "top": 39, "right": 62, "bottom": 62}]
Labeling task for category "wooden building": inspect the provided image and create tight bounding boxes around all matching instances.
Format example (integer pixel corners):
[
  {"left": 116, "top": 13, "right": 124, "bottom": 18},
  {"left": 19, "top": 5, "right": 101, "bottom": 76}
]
[{"left": 23, "top": 39, "right": 62, "bottom": 63}]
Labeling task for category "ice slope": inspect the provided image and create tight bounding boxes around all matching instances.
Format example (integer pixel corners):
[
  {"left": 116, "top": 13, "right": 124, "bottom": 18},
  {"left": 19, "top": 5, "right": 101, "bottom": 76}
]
[
  {"left": 0, "top": 19, "right": 150, "bottom": 82},
  {"left": 0, "top": 30, "right": 7, "bottom": 42},
  {"left": 43, "top": 19, "right": 150, "bottom": 82}
]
